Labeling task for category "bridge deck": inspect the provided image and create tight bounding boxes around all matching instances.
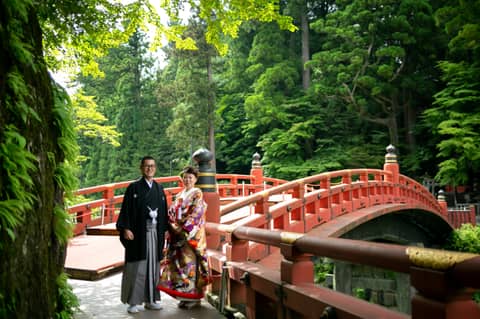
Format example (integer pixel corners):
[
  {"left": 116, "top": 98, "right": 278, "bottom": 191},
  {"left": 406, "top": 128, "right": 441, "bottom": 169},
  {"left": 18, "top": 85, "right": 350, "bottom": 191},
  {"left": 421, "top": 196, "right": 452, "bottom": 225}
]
[
  {"left": 65, "top": 233, "right": 124, "bottom": 280},
  {"left": 65, "top": 204, "right": 253, "bottom": 280}
]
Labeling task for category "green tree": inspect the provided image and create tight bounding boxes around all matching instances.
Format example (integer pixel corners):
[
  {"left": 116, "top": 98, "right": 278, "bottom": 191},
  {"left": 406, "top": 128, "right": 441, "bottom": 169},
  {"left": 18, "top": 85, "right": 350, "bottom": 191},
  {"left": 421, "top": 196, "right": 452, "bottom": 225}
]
[
  {"left": 423, "top": 0, "right": 480, "bottom": 191},
  {"left": 161, "top": 17, "right": 220, "bottom": 167},
  {"left": 215, "top": 2, "right": 367, "bottom": 178},
  {"left": 77, "top": 30, "right": 174, "bottom": 186},
  {"left": 309, "top": 0, "right": 443, "bottom": 160},
  {"left": 72, "top": 91, "right": 121, "bottom": 164},
  {"left": 215, "top": 1, "right": 381, "bottom": 179},
  {"left": 215, "top": 24, "right": 261, "bottom": 174},
  {"left": 217, "top": 21, "right": 307, "bottom": 177}
]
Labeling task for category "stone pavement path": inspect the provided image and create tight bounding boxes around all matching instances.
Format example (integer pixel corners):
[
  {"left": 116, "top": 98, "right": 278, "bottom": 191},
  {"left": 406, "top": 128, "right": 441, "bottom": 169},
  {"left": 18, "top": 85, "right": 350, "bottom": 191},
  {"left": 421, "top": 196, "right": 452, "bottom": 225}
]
[{"left": 69, "top": 272, "right": 226, "bottom": 319}]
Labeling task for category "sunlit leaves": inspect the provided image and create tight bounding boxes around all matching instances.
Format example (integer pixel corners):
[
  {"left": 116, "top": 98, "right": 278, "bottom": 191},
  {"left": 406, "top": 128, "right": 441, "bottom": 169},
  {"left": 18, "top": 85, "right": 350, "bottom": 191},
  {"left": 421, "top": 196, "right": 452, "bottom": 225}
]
[
  {"left": 189, "top": 0, "right": 296, "bottom": 55},
  {"left": 447, "top": 224, "right": 480, "bottom": 254},
  {"left": 39, "top": 0, "right": 296, "bottom": 78},
  {"left": 40, "top": 0, "right": 142, "bottom": 76},
  {"left": 71, "top": 91, "right": 121, "bottom": 147}
]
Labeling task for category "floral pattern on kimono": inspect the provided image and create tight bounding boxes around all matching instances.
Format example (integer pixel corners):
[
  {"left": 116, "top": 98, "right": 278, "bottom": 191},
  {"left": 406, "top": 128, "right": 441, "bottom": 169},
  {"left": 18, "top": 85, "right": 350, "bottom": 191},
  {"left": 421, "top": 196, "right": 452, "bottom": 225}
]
[{"left": 157, "top": 187, "right": 210, "bottom": 300}]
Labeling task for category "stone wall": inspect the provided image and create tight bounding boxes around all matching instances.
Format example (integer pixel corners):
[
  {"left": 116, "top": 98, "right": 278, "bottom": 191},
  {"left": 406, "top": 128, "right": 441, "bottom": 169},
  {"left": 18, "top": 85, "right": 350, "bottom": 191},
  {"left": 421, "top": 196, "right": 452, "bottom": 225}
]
[{"left": 334, "top": 261, "right": 411, "bottom": 314}]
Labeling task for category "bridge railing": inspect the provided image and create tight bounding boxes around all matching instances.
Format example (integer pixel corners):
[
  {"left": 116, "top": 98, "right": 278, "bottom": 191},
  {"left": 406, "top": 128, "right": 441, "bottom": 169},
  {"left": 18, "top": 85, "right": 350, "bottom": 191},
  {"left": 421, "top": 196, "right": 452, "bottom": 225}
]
[
  {"left": 217, "top": 168, "right": 449, "bottom": 260},
  {"left": 448, "top": 204, "right": 478, "bottom": 228},
  {"left": 206, "top": 222, "right": 480, "bottom": 319},
  {"left": 68, "top": 176, "right": 182, "bottom": 235},
  {"left": 68, "top": 174, "right": 287, "bottom": 235}
]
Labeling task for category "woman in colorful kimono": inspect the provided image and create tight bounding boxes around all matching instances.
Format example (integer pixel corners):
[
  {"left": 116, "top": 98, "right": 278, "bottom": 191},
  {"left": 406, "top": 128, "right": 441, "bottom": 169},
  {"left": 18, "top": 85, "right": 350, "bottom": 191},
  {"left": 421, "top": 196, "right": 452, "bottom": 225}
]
[{"left": 157, "top": 165, "right": 211, "bottom": 309}]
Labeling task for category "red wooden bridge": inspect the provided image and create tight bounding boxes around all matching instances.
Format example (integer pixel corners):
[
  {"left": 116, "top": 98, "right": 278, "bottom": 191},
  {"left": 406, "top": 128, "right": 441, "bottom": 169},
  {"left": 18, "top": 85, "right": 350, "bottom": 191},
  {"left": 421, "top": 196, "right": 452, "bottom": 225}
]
[{"left": 65, "top": 146, "right": 480, "bottom": 319}]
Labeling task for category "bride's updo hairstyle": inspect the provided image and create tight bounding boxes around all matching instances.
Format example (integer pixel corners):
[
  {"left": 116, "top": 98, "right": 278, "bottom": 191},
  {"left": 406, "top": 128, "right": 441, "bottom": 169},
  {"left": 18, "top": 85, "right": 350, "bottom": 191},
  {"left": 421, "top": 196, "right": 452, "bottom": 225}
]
[{"left": 181, "top": 165, "right": 199, "bottom": 178}]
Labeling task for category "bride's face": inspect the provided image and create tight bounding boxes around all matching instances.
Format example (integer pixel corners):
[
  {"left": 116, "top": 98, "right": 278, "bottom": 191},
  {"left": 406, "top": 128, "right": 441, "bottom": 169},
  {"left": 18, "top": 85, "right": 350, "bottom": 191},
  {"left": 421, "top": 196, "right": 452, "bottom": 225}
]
[{"left": 183, "top": 173, "right": 197, "bottom": 190}]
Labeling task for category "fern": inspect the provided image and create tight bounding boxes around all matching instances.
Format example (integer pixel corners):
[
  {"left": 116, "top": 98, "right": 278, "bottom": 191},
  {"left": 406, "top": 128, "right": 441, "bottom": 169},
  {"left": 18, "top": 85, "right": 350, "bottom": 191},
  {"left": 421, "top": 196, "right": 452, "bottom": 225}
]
[
  {"left": 53, "top": 205, "right": 73, "bottom": 246},
  {"left": 6, "top": 72, "right": 40, "bottom": 122},
  {"left": 50, "top": 83, "right": 79, "bottom": 244},
  {"left": 0, "top": 126, "right": 37, "bottom": 240},
  {"left": 54, "top": 273, "right": 79, "bottom": 319}
]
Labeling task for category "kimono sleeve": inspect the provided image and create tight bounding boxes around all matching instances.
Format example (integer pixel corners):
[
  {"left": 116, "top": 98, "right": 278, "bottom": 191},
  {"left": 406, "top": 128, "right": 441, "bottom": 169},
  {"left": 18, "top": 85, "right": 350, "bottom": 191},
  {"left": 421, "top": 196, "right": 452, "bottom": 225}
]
[{"left": 116, "top": 183, "right": 135, "bottom": 246}]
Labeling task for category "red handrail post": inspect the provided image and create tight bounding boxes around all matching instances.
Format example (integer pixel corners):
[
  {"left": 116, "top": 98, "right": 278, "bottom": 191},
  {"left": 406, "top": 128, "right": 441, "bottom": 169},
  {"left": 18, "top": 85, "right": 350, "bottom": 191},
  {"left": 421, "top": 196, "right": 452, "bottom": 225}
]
[
  {"left": 225, "top": 229, "right": 249, "bottom": 314},
  {"left": 318, "top": 177, "right": 331, "bottom": 222},
  {"left": 102, "top": 185, "right": 115, "bottom": 223},
  {"left": 250, "top": 152, "right": 263, "bottom": 194},
  {"left": 250, "top": 153, "right": 268, "bottom": 216},
  {"left": 254, "top": 196, "right": 269, "bottom": 215},
  {"left": 280, "top": 240, "right": 314, "bottom": 285},
  {"left": 341, "top": 172, "right": 353, "bottom": 214},
  {"left": 226, "top": 239, "right": 249, "bottom": 262},
  {"left": 410, "top": 266, "right": 480, "bottom": 319},
  {"left": 383, "top": 144, "right": 399, "bottom": 198},
  {"left": 291, "top": 182, "right": 304, "bottom": 222},
  {"left": 78, "top": 206, "right": 92, "bottom": 234}
]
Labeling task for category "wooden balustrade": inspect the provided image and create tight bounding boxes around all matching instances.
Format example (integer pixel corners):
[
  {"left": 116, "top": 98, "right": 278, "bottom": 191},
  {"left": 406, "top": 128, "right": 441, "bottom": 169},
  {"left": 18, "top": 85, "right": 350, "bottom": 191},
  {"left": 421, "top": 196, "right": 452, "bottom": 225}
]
[
  {"left": 216, "top": 174, "right": 261, "bottom": 197},
  {"left": 67, "top": 174, "right": 287, "bottom": 235},
  {"left": 447, "top": 205, "right": 477, "bottom": 228},
  {"left": 216, "top": 168, "right": 451, "bottom": 261},
  {"left": 206, "top": 222, "right": 480, "bottom": 319},
  {"left": 67, "top": 168, "right": 475, "bottom": 240},
  {"left": 68, "top": 176, "right": 182, "bottom": 235}
]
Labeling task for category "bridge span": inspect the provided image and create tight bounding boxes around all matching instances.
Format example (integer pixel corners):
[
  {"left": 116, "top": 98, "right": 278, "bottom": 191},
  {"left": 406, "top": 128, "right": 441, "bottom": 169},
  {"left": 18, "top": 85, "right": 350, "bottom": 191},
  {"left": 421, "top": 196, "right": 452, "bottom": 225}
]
[{"left": 66, "top": 145, "right": 479, "bottom": 319}]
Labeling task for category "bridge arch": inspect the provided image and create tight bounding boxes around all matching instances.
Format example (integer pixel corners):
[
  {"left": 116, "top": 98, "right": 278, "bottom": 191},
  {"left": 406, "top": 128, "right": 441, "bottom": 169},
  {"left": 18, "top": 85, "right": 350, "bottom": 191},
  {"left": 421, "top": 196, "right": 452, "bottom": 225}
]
[{"left": 309, "top": 204, "right": 454, "bottom": 248}]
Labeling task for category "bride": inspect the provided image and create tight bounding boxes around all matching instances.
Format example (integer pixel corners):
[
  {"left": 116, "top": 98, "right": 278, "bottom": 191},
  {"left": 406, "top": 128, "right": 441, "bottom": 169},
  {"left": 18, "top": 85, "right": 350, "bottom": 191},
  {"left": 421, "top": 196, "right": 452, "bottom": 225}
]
[{"left": 157, "top": 165, "right": 211, "bottom": 308}]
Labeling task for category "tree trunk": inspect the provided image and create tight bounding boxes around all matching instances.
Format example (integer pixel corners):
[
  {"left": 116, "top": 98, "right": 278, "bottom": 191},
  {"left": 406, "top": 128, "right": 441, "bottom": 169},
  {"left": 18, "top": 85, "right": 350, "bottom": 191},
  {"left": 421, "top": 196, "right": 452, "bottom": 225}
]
[
  {"left": 301, "top": 1, "right": 311, "bottom": 90},
  {"left": 403, "top": 93, "right": 417, "bottom": 154},
  {"left": 207, "top": 53, "right": 216, "bottom": 170},
  {"left": 0, "top": 2, "right": 66, "bottom": 318}
]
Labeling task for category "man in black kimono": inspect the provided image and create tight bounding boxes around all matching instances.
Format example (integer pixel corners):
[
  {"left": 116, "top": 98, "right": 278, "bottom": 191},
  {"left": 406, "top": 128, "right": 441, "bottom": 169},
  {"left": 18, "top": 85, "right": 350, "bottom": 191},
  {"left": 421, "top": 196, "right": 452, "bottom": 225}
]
[{"left": 116, "top": 156, "right": 168, "bottom": 314}]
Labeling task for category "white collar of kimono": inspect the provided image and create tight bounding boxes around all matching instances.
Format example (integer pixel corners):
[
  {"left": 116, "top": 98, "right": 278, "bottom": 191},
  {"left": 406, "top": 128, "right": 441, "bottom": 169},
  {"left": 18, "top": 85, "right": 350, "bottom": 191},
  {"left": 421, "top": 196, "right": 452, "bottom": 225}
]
[{"left": 144, "top": 178, "right": 153, "bottom": 188}]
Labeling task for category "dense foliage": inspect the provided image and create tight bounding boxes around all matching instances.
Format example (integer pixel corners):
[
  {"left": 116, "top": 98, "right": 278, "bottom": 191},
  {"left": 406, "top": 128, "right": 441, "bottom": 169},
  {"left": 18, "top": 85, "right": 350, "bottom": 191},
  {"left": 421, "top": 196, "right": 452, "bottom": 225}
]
[
  {"left": 424, "top": 0, "right": 480, "bottom": 190},
  {"left": 446, "top": 223, "right": 480, "bottom": 304},
  {"left": 75, "top": 0, "right": 479, "bottom": 192},
  {"left": 447, "top": 224, "right": 480, "bottom": 254}
]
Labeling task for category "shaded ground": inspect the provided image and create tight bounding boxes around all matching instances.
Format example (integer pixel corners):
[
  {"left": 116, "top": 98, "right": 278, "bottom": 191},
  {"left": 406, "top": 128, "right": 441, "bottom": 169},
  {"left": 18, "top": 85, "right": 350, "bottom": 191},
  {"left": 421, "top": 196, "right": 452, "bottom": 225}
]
[{"left": 69, "top": 272, "right": 226, "bottom": 319}]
